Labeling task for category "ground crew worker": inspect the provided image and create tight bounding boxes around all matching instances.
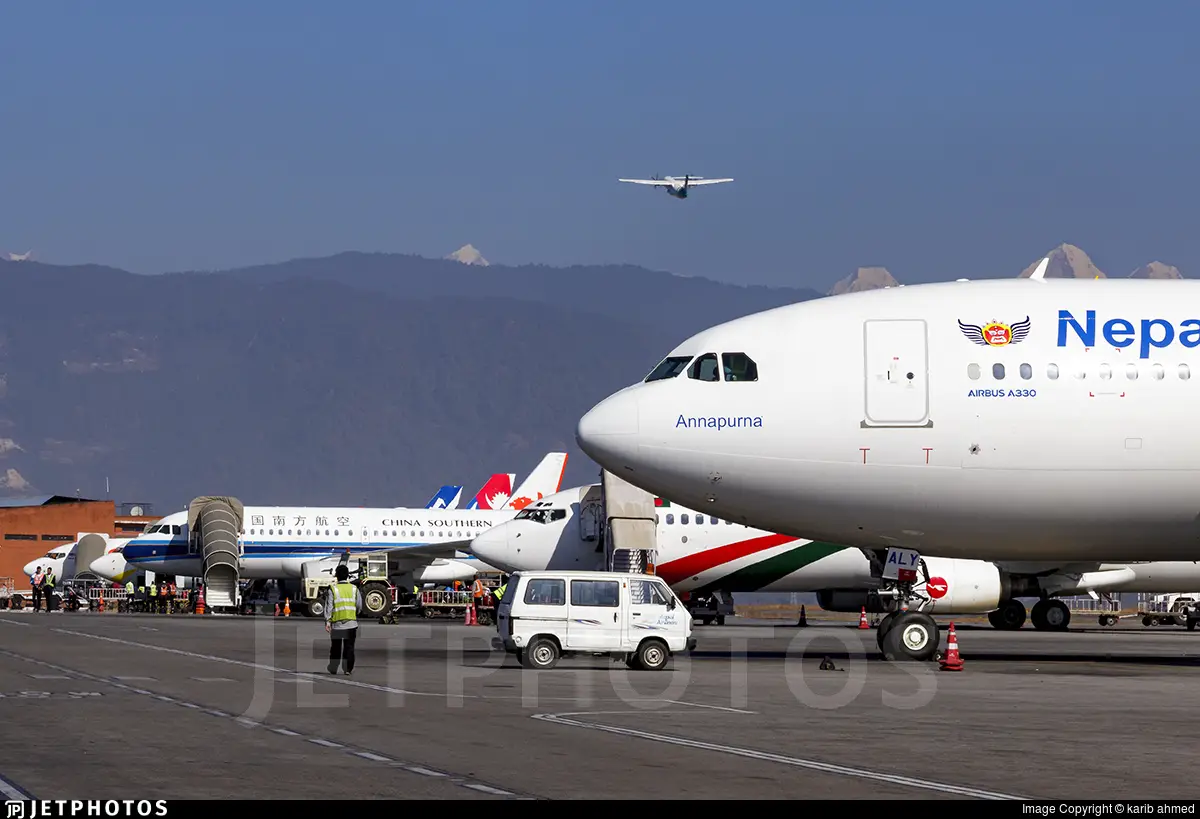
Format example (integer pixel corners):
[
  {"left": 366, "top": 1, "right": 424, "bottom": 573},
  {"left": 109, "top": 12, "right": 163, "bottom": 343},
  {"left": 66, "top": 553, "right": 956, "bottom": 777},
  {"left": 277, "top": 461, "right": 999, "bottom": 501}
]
[
  {"left": 149, "top": 581, "right": 157, "bottom": 613},
  {"left": 31, "top": 567, "right": 43, "bottom": 612},
  {"left": 43, "top": 568, "right": 56, "bottom": 612},
  {"left": 325, "top": 565, "right": 362, "bottom": 675}
]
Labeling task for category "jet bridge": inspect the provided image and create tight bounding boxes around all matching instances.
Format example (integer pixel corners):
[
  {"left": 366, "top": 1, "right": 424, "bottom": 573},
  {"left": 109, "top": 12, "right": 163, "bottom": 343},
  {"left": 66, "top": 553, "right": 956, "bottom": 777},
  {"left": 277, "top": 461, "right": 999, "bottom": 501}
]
[
  {"left": 600, "top": 471, "right": 657, "bottom": 573},
  {"left": 188, "top": 496, "right": 244, "bottom": 609}
]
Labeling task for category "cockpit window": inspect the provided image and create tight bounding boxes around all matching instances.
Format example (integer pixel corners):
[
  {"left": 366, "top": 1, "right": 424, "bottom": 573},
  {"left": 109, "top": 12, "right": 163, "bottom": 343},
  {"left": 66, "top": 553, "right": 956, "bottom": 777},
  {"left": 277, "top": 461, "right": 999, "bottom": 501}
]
[
  {"left": 644, "top": 356, "right": 692, "bottom": 382},
  {"left": 722, "top": 352, "right": 758, "bottom": 382},
  {"left": 688, "top": 353, "right": 720, "bottom": 382},
  {"left": 518, "top": 508, "right": 567, "bottom": 524}
]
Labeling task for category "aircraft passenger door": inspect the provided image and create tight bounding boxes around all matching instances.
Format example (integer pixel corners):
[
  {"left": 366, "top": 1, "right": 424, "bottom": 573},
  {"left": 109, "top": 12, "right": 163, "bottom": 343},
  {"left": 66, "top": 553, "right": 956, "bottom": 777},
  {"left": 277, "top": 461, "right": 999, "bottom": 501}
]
[{"left": 862, "top": 319, "right": 931, "bottom": 427}]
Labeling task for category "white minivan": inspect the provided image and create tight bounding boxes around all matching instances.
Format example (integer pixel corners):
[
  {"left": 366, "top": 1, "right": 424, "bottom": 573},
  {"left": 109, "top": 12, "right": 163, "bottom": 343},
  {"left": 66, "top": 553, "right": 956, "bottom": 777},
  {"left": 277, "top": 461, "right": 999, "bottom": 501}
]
[{"left": 494, "top": 570, "right": 696, "bottom": 670}]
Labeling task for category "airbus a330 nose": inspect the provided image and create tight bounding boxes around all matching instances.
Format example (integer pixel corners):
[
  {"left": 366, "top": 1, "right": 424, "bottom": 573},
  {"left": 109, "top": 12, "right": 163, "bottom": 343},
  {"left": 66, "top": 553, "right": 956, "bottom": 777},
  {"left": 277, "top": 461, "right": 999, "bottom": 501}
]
[{"left": 575, "top": 387, "right": 641, "bottom": 470}]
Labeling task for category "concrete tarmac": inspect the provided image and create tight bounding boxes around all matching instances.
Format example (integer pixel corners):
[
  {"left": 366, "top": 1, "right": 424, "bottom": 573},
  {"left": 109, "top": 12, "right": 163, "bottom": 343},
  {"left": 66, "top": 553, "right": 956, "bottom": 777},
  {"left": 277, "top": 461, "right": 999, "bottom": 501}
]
[{"left": 1, "top": 610, "right": 1197, "bottom": 801}]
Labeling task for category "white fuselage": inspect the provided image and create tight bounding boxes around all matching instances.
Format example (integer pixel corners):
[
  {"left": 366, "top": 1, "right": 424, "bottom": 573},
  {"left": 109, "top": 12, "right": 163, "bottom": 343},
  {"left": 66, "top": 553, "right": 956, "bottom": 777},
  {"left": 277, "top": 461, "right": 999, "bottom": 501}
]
[
  {"left": 121, "top": 507, "right": 506, "bottom": 580},
  {"left": 470, "top": 487, "right": 1200, "bottom": 614},
  {"left": 577, "top": 279, "right": 1200, "bottom": 563}
]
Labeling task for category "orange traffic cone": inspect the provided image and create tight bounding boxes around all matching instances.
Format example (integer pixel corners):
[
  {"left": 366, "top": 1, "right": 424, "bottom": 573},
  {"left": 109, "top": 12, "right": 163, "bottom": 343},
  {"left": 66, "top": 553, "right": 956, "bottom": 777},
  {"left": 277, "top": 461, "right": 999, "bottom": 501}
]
[
  {"left": 283, "top": 598, "right": 291, "bottom": 617},
  {"left": 797, "top": 605, "right": 808, "bottom": 627},
  {"left": 464, "top": 605, "right": 472, "bottom": 625},
  {"left": 195, "top": 588, "right": 206, "bottom": 615},
  {"left": 97, "top": 591, "right": 105, "bottom": 612},
  {"left": 858, "top": 607, "right": 869, "bottom": 629},
  {"left": 940, "top": 622, "right": 964, "bottom": 671}
]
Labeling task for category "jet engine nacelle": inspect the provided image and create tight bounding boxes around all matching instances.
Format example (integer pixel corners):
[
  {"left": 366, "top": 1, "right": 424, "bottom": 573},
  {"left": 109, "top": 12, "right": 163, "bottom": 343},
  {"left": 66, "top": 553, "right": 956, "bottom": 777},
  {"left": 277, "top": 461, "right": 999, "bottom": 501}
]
[
  {"left": 818, "top": 558, "right": 1008, "bottom": 614},
  {"left": 412, "top": 559, "right": 478, "bottom": 585}
]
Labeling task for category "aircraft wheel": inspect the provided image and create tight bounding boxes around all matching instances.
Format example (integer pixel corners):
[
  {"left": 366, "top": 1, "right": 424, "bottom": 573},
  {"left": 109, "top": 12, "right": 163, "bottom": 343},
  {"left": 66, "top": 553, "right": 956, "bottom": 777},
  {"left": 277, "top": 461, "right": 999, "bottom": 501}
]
[
  {"left": 992, "top": 599, "right": 1027, "bottom": 630},
  {"left": 715, "top": 615, "right": 726, "bottom": 626},
  {"left": 876, "top": 611, "right": 902, "bottom": 650},
  {"left": 881, "top": 612, "right": 939, "bottom": 662},
  {"left": 1031, "top": 599, "right": 1070, "bottom": 631}
]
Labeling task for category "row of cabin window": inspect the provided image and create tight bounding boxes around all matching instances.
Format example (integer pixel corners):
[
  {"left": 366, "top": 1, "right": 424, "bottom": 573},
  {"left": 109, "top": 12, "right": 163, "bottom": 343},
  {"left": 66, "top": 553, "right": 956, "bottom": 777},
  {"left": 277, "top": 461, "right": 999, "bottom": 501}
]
[
  {"left": 659, "top": 513, "right": 735, "bottom": 526},
  {"left": 645, "top": 352, "right": 759, "bottom": 383},
  {"left": 245, "top": 527, "right": 479, "bottom": 539},
  {"left": 968, "top": 362, "right": 1192, "bottom": 382}
]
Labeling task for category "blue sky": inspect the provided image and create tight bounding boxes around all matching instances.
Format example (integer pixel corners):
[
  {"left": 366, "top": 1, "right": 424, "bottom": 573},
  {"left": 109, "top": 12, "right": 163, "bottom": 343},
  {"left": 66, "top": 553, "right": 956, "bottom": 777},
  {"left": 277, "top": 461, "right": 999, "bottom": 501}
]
[{"left": 4, "top": 1, "right": 1199, "bottom": 288}]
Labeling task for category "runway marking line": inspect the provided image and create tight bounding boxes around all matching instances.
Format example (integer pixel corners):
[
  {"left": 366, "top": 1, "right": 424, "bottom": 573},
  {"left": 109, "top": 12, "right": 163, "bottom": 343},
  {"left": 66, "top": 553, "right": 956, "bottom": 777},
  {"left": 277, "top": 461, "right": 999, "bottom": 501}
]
[
  {"left": 531, "top": 712, "right": 1027, "bottom": 800},
  {"left": 0, "top": 646, "right": 532, "bottom": 800},
  {"left": 49, "top": 626, "right": 454, "bottom": 700},
  {"left": 662, "top": 699, "right": 755, "bottom": 714},
  {"left": 0, "top": 771, "right": 33, "bottom": 800}
]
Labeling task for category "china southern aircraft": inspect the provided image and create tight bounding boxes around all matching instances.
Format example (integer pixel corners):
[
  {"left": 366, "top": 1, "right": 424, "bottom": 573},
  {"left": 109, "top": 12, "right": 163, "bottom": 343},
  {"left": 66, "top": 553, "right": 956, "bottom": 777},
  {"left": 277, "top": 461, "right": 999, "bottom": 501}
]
[
  {"left": 575, "top": 256, "right": 1200, "bottom": 656},
  {"left": 118, "top": 453, "right": 567, "bottom": 611},
  {"left": 469, "top": 485, "right": 1200, "bottom": 657},
  {"left": 617, "top": 175, "right": 733, "bottom": 199},
  {"left": 91, "top": 478, "right": 485, "bottom": 584}
]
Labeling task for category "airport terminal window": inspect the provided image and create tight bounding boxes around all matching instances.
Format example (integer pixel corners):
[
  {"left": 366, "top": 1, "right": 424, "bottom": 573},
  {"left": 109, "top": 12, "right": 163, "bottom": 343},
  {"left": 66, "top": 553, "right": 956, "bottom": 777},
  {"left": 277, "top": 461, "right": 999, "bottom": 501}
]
[
  {"left": 992, "top": 363, "right": 1005, "bottom": 379},
  {"left": 5, "top": 533, "right": 35, "bottom": 540},
  {"left": 967, "top": 363, "right": 981, "bottom": 380},
  {"left": 1152, "top": 364, "right": 1164, "bottom": 380},
  {"left": 722, "top": 352, "right": 758, "bottom": 382},
  {"left": 1181, "top": 364, "right": 1191, "bottom": 380},
  {"left": 645, "top": 356, "right": 693, "bottom": 382},
  {"left": 688, "top": 353, "right": 720, "bottom": 382},
  {"left": 1019, "top": 363, "right": 1032, "bottom": 380},
  {"left": 571, "top": 579, "right": 619, "bottom": 607},
  {"left": 1047, "top": 364, "right": 1059, "bottom": 379},
  {"left": 1127, "top": 364, "right": 1138, "bottom": 380},
  {"left": 523, "top": 578, "right": 565, "bottom": 606}
]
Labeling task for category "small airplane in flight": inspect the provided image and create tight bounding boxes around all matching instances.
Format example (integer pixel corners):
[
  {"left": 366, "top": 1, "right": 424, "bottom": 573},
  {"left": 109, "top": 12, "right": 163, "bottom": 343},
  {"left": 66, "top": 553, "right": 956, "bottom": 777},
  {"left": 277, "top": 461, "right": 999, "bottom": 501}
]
[{"left": 617, "top": 175, "right": 732, "bottom": 199}]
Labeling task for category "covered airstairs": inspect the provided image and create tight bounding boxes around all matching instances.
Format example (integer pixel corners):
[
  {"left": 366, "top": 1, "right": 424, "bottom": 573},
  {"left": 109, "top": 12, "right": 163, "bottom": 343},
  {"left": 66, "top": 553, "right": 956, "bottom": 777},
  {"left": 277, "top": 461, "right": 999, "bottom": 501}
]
[{"left": 188, "top": 496, "right": 244, "bottom": 609}]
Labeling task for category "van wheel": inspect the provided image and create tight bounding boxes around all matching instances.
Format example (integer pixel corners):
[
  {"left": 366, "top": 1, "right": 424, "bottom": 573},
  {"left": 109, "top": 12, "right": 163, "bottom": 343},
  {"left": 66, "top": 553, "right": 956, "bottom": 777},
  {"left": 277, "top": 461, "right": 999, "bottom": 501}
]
[
  {"left": 521, "top": 637, "right": 560, "bottom": 670},
  {"left": 624, "top": 654, "right": 642, "bottom": 670},
  {"left": 637, "top": 639, "right": 669, "bottom": 671}
]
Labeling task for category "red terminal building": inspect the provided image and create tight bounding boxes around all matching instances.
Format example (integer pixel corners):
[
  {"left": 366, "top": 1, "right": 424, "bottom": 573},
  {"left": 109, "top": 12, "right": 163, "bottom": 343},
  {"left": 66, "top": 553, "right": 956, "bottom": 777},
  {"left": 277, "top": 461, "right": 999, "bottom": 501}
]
[{"left": 0, "top": 496, "right": 158, "bottom": 583}]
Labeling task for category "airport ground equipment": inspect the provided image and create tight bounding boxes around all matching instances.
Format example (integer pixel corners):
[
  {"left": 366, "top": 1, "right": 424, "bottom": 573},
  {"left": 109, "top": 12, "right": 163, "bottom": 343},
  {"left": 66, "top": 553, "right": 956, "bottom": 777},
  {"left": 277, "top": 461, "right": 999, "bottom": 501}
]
[
  {"left": 1129, "top": 593, "right": 1200, "bottom": 629},
  {"left": 684, "top": 591, "right": 733, "bottom": 625},
  {"left": 188, "top": 496, "right": 244, "bottom": 610},
  {"left": 0, "top": 577, "right": 23, "bottom": 610},
  {"left": 301, "top": 553, "right": 394, "bottom": 618}
]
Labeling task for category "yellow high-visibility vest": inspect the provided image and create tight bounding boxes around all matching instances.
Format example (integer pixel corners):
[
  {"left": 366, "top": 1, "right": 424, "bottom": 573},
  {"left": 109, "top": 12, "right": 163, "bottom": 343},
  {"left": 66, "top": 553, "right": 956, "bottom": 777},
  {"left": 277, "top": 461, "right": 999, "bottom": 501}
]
[{"left": 330, "top": 583, "right": 357, "bottom": 623}]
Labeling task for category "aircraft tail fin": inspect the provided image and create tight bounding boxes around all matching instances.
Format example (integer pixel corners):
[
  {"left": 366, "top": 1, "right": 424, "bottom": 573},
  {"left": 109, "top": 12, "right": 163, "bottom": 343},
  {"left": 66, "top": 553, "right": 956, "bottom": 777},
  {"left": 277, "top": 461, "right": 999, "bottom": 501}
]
[
  {"left": 424, "top": 485, "right": 463, "bottom": 510},
  {"left": 466, "top": 473, "right": 516, "bottom": 510},
  {"left": 505, "top": 452, "right": 569, "bottom": 510}
]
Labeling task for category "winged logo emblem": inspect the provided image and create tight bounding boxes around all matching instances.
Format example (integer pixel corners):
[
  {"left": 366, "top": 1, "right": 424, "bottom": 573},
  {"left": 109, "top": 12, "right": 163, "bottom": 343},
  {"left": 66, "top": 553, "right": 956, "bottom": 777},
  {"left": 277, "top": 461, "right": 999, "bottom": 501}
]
[{"left": 958, "top": 316, "right": 1031, "bottom": 347}]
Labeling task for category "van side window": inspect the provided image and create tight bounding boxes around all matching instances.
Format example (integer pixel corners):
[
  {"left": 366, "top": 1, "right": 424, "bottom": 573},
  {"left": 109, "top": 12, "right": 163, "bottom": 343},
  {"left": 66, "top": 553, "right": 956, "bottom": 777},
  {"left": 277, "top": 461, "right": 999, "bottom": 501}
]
[
  {"left": 523, "top": 579, "right": 565, "bottom": 606},
  {"left": 571, "top": 579, "right": 620, "bottom": 607}
]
